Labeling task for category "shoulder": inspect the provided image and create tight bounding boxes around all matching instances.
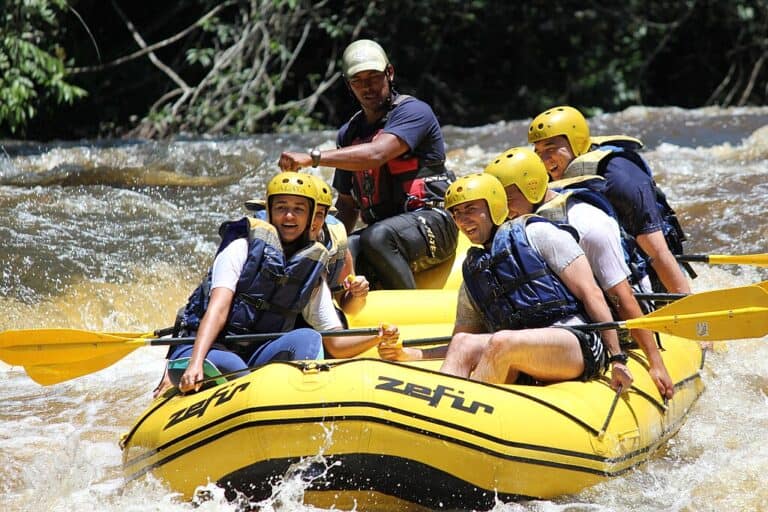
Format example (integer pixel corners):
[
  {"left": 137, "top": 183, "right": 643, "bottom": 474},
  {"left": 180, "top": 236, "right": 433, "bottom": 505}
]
[
  {"left": 391, "top": 95, "right": 436, "bottom": 119},
  {"left": 602, "top": 151, "right": 650, "bottom": 178},
  {"left": 525, "top": 220, "right": 582, "bottom": 254},
  {"left": 524, "top": 218, "right": 564, "bottom": 239},
  {"left": 337, "top": 112, "right": 365, "bottom": 145}
]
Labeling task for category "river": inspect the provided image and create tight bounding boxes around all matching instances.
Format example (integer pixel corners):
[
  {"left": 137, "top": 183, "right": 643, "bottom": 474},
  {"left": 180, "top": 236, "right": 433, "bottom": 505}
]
[{"left": 1, "top": 106, "right": 767, "bottom": 511}]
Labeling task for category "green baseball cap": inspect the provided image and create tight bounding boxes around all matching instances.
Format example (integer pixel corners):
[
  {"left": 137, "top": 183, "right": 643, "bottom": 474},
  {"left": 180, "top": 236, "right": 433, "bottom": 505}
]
[{"left": 342, "top": 39, "right": 389, "bottom": 77}]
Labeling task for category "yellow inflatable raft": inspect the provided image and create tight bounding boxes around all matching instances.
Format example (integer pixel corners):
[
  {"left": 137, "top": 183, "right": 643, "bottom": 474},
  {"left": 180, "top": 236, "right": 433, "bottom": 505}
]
[{"left": 120, "top": 288, "right": 704, "bottom": 510}]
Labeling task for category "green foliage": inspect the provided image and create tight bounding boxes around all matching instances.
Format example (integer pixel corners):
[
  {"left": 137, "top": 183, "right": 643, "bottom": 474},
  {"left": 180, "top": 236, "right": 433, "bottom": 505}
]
[
  {"left": 7, "top": 0, "right": 768, "bottom": 138},
  {"left": 0, "top": 0, "right": 86, "bottom": 135}
]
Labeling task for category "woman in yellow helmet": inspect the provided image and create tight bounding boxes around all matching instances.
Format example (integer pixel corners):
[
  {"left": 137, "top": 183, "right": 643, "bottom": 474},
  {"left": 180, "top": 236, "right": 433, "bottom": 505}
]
[
  {"left": 157, "top": 172, "right": 396, "bottom": 396},
  {"left": 244, "top": 175, "right": 370, "bottom": 319}
]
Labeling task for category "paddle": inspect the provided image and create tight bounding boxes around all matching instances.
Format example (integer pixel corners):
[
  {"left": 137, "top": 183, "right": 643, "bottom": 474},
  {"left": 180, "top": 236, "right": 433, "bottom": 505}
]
[
  {"left": 677, "top": 253, "right": 768, "bottom": 267},
  {"left": 0, "top": 327, "right": 379, "bottom": 386},
  {"left": 635, "top": 280, "right": 768, "bottom": 303},
  {"left": 401, "top": 283, "right": 768, "bottom": 347},
  {"left": 634, "top": 292, "right": 687, "bottom": 302},
  {"left": 598, "top": 385, "right": 623, "bottom": 438}
]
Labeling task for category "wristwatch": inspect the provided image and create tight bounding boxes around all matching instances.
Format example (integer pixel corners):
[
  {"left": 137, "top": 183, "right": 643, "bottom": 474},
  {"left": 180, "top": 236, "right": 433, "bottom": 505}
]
[
  {"left": 310, "top": 148, "right": 321, "bottom": 168},
  {"left": 608, "top": 352, "right": 629, "bottom": 365}
]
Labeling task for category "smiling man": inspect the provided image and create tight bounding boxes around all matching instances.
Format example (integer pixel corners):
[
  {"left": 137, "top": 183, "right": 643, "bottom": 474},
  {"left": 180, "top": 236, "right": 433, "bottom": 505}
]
[
  {"left": 528, "top": 106, "right": 691, "bottom": 294},
  {"left": 439, "top": 173, "right": 631, "bottom": 391},
  {"left": 278, "top": 39, "right": 457, "bottom": 290}
]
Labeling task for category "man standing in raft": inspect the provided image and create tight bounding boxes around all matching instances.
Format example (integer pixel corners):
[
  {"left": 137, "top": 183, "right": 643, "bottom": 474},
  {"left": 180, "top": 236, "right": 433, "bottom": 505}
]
[
  {"left": 528, "top": 105, "right": 692, "bottom": 294},
  {"left": 278, "top": 39, "right": 457, "bottom": 289},
  {"left": 161, "top": 172, "right": 397, "bottom": 395},
  {"left": 383, "top": 172, "right": 632, "bottom": 391}
]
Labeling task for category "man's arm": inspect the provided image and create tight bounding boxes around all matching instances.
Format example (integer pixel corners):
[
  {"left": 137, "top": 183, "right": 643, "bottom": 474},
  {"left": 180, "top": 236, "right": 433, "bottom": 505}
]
[
  {"left": 605, "top": 279, "right": 674, "bottom": 398},
  {"left": 558, "top": 255, "right": 633, "bottom": 392},
  {"left": 279, "top": 133, "right": 409, "bottom": 172},
  {"left": 636, "top": 230, "right": 691, "bottom": 293}
]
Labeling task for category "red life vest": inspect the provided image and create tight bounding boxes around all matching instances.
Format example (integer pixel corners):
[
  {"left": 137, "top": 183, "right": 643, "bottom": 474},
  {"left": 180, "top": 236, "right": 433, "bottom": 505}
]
[{"left": 346, "top": 95, "right": 452, "bottom": 224}]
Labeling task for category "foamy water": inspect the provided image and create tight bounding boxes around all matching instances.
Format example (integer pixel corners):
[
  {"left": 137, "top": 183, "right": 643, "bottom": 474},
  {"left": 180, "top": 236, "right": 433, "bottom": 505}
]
[{"left": 2, "top": 106, "right": 767, "bottom": 511}]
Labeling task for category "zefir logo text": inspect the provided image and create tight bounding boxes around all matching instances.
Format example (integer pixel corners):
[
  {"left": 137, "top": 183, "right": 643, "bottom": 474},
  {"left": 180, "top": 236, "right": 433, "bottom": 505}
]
[
  {"left": 164, "top": 382, "right": 250, "bottom": 430},
  {"left": 375, "top": 376, "right": 494, "bottom": 415}
]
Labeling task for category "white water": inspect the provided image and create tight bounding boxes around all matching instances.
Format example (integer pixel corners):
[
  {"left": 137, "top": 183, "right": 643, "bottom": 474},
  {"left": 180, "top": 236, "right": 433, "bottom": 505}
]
[{"left": 2, "top": 106, "right": 768, "bottom": 511}]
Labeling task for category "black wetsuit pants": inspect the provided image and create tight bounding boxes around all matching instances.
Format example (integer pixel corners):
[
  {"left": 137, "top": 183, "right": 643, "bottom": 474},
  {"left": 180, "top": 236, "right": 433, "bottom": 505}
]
[{"left": 350, "top": 209, "right": 458, "bottom": 289}]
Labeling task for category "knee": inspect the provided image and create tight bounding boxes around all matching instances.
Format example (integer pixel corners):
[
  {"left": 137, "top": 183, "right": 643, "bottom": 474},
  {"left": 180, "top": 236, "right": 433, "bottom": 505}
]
[
  {"left": 360, "top": 223, "right": 396, "bottom": 251},
  {"left": 295, "top": 328, "right": 323, "bottom": 359},
  {"left": 448, "top": 332, "right": 484, "bottom": 360},
  {"left": 485, "top": 331, "right": 518, "bottom": 359}
]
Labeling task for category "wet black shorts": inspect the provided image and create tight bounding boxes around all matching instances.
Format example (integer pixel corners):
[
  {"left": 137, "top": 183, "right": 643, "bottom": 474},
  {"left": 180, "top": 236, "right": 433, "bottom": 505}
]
[
  {"left": 513, "top": 326, "right": 607, "bottom": 385},
  {"left": 559, "top": 326, "right": 608, "bottom": 381}
]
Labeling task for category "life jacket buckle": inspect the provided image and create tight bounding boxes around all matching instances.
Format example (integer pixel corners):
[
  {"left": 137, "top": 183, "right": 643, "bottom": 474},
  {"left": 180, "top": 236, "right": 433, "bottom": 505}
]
[{"left": 241, "top": 294, "right": 268, "bottom": 310}]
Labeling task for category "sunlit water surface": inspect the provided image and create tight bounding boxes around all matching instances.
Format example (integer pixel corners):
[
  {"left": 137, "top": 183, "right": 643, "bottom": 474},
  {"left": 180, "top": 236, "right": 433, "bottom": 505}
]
[{"left": 1, "top": 106, "right": 767, "bottom": 511}]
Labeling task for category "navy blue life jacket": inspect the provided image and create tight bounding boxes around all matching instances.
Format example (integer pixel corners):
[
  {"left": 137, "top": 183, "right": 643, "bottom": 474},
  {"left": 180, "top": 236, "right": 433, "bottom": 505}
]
[
  {"left": 462, "top": 216, "right": 583, "bottom": 332},
  {"left": 252, "top": 207, "right": 347, "bottom": 288},
  {"left": 179, "top": 217, "right": 328, "bottom": 352},
  {"left": 564, "top": 137, "right": 693, "bottom": 282}
]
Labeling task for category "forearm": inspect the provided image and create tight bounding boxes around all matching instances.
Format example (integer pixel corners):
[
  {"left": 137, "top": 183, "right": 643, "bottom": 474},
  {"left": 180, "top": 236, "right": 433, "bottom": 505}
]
[
  {"left": 338, "top": 291, "right": 366, "bottom": 316},
  {"left": 324, "top": 334, "right": 382, "bottom": 359},
  {"left": 189, "top": 288, "right": 232, "bottom": 366},
  {"left": 583, "top": 291, "right": 622, "bottom": 355},
  {"left": 607, "top": 282, "right": 665, "bottom": 366},
  {"left": 636, "top": 231, "right": 690, "bottom": 293},
  {"left": 316, "top": 145, "right": 392, "bottom": 171},
  {"left": 189, "top": 307, "right": 227, "bottom": 365},
  {"left": 650, "top": 250, "right": 691, "bottom": 294}
]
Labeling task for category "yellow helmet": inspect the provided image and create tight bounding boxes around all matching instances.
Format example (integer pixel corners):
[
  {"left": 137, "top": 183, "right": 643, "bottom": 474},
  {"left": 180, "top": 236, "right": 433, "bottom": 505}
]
[
  {"left": 309, "top": 175, "right": 333, "bottom": 209},
  {"left": 484, "top": 147, "right": 548, "bottom": 204},
  {"left": 444, "top": 173, "right": 508, "bottom": 226},
  {"left": 527, "top": 105, "right": 591, "bottom": 156},
  {"left": 266, "top": 172, "right": 318, "bottom": 223}
]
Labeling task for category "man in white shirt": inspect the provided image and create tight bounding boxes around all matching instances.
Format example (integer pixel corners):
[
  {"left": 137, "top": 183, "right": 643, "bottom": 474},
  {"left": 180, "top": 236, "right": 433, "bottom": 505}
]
[{"left": 484, "top": 147, "right": 673, "bottom": 399}]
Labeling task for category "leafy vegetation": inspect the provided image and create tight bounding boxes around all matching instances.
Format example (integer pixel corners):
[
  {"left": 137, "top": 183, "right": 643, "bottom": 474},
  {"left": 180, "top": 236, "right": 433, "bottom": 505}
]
[
  {"left": 0, "top": 0, "right": 86, "bottom": 134},
  {"left": 2, "top": 0, "right": 767, "bottom": 139}
]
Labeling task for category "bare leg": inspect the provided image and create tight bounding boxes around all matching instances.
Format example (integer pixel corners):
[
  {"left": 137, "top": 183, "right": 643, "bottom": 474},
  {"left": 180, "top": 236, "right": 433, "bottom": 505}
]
[
  {"left": 471, "top": 328, "right": 585, "bottom": 384},
  {"left": 439, "top": 332, "right": 491, "bottom": 377}
]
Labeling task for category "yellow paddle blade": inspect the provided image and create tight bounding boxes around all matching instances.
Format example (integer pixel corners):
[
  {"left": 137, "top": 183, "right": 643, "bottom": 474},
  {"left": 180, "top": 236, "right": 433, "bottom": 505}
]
[
  {"left": 624, "top": 306, "right": 768, "bottom": 341},
  {"left": 0, "top": 329, "right": 151, "bottom": 366},
  {"left": 23, "top": 347, "right": 141, "bottom": 385},
  {"left": 708, "top": 254, "right": 768, "bottom": 267},
  {"left": 625, "top": 284, "right": 768, "bottom": 341}
]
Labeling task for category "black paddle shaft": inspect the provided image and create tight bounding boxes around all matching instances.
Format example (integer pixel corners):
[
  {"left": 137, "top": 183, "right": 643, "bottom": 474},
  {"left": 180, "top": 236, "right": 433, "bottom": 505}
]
[{"left": 146, "top": 327, "right": 380, "bottom": 347}]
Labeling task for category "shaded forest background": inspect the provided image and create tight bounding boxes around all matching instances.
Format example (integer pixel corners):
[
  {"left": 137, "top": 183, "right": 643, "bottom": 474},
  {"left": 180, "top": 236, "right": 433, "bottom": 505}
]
[{"left": 2, "top": 0, "right": 767, "bottom": 140}]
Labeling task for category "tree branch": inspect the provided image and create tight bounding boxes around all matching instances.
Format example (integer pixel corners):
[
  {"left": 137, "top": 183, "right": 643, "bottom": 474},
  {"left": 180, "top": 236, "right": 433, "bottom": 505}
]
[
  {"left": 737, "top": 49, "right": 767, "bottom": 105},
  {"left": 110, "top": 0, "right": 191, "bottom": 94},
  {"left": 68, "top": 1, "right": 238, "bottom": 75}
]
